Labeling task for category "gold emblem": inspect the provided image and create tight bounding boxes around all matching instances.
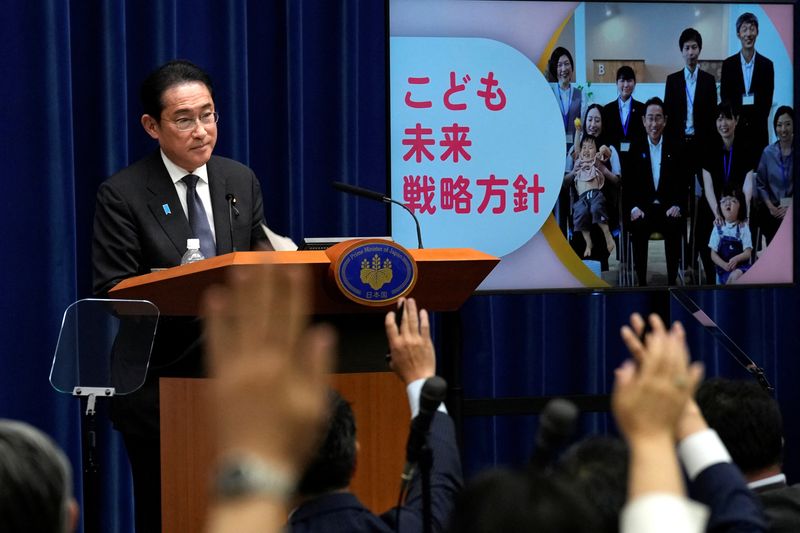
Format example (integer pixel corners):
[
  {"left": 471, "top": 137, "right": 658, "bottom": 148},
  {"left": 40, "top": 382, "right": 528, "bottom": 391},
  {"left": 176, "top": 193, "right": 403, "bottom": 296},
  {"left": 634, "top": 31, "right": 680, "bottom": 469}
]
[{"left": 360, "top": 254, "right": 393, "bottom": 290}]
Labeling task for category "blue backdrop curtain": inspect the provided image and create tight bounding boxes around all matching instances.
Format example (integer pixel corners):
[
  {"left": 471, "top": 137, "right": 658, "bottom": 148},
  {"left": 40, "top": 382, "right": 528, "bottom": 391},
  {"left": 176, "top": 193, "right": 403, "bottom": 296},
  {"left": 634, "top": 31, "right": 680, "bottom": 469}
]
[{"left": 1, "top": 1, "right": 798, "bottom": 532}]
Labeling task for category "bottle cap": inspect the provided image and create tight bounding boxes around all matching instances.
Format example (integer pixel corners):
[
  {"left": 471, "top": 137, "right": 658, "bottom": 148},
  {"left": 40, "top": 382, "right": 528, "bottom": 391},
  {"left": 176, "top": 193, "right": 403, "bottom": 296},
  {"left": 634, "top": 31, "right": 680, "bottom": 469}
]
[{"left": 187, "top": 238, "right": 200, "bottom": 249}]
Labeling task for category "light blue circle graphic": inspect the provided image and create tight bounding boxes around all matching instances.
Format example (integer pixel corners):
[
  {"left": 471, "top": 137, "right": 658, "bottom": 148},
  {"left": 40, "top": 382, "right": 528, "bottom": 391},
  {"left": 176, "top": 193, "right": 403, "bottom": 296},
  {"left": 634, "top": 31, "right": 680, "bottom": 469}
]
[{"left": 391, "top": 37, "right": 564, "bottom": 257}]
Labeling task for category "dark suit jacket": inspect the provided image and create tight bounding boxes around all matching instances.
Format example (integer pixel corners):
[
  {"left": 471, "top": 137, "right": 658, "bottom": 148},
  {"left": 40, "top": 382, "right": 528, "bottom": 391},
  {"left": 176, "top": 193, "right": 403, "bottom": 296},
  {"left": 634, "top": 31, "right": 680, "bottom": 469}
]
[
  {"left": 754, "top": 481, "right": 800, "bottom": 533},
  {"left": 664, "top": 68, "right": 718, "bottom": 149},
  {"left": 289, "top": 413, "right": 462, "bottom": 533},
  {"left": 623, "top": 137, "right": 685, "bottom": 217},
  {"left": 720, "top": 51, "right": 774, "bottom": 152},
  {"left": 92, "top": 149, "right": 268, "bottom": 296},
  {"left": 92, "top": 149, "right": 269, "bottom": 435},
  {"left": 690, "top": 462, "right": 768, "bottom": 533},
  {"left": 602, "top": 98, "right": 647, "bottom": 158}
]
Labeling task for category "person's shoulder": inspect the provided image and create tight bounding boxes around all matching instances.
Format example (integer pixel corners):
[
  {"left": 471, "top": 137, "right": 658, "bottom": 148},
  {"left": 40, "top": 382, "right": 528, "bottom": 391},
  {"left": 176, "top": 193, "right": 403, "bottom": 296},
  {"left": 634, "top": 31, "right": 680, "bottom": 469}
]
[
  {"left": 756, "top": 51, "right": 774, "bottom": 67},
  {"left": 697, "top": 69, "right": 715, "bottom": 83},
  {"left": 100, "top": 149, "right": 162, "bottom": 191},
  {"left": 207, "top": 154, "right": 256, "bottom": 179},
  {"left": 665, "top": 70, "right": 682, "bottom": 84},
  {"left": 722, "top": 53, "right": 739, "bottom": 65}
]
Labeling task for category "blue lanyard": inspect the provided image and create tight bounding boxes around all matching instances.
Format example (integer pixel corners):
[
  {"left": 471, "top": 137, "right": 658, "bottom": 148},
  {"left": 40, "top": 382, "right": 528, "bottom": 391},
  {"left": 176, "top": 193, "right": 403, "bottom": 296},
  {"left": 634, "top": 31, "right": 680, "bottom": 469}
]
[
  {"left": 558, "top": 85, "right": 572, "bottom": 129},
  {"left": 618, "top": 99, "right": 630, "bottom": 137},
  {"left": 723, "top": 148, "right": 733, "bottom": 184}
]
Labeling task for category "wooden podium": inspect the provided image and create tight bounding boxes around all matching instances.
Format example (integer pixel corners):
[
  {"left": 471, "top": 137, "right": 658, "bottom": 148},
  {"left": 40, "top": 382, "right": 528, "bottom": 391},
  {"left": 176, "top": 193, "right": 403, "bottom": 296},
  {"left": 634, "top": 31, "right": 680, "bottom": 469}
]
[{"left": 110, "top": 246, "right": 498, "bottom": 533}]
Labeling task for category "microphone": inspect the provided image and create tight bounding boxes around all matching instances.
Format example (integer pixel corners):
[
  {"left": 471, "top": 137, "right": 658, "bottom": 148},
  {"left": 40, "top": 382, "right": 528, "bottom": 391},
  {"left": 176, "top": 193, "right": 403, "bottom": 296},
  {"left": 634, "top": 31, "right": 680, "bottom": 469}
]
[
  {"left": 331, "top": 181, "right": 424, "bottom": 249},
  {"left": 225, "top": 194, "right": 239, "bottom": 252},
  {"left": 528, "top": 398, "right": 579, "bottom": 470},
  {"left": 401, "top": 376, "right": 447, "bottom": 492}
]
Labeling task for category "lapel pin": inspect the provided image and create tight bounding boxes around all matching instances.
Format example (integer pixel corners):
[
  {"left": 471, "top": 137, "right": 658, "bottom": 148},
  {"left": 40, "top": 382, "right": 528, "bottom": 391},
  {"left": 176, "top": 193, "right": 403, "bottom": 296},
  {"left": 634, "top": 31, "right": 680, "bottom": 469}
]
[{"left": 162, "top": 204, "right": 171, "bottom": 215}]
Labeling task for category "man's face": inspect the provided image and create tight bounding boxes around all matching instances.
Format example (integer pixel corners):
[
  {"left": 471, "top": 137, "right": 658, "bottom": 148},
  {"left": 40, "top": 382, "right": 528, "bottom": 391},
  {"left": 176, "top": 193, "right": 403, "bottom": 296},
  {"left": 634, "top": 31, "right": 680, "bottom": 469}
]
[
  {"left": 643, "top": 104, "right": 666, "bottom": 142},
  {"left": 141, "top": 81, "right": 217, "bottom": 172},
  {"left": 617, "top": 77, "right": 635, "bottom": 101},
  {"left": 737, "top": 22, "right": 758, "bottom": 52},
  {"left": 681, "top": 40, "right": 700, "bottom": 69}
]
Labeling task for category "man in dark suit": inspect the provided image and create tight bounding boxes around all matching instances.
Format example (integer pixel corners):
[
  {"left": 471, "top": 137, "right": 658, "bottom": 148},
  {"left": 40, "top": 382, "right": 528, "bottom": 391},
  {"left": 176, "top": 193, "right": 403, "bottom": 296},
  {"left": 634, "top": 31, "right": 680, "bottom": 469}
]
[
  {"left": 721, "top": 12, "right": 774, "bottom": 155},
  {"left": 289, "top": 299, "right": 462, "bottom": 533},
  {"left": 624, "top": 97, "right": 685, "bottom": 286},
  {"left": 664, "top": 28, "right": 719, "bottom": 284},
  {"left": 602, "top": 66, "right": 647, "bottom": 175},
  {"left": 698, "top": 378, "right": 800, "bottom": 533},
  {"left": 92, "top": 60, "right": 269, "bottom": 533}
]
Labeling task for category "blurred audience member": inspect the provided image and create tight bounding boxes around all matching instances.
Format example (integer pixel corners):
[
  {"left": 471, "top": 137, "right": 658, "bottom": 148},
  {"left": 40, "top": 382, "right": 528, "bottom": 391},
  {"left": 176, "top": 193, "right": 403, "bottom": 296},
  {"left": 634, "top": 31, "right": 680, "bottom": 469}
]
[
  {"left": 0, "top": 419, "right": 79, "bottom": 533},
  {"left": 558, "top": 436, "right": 629, "bottom": 533},
  {"left": 288, "top": 297, "right": 462, "bottom": 532},
  {"left": 697, "top": 378, "right": 800, "bottom": 532},
  {"left": 202, "top": 264, "right": 335, "bottom": 533}
]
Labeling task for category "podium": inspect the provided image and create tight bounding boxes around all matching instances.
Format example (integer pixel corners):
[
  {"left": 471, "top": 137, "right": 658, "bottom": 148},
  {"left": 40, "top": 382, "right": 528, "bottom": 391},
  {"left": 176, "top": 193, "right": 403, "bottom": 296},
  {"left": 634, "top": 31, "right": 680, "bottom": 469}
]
[{"left": 110, "top": 246, "right": 498, "bottom": 533}]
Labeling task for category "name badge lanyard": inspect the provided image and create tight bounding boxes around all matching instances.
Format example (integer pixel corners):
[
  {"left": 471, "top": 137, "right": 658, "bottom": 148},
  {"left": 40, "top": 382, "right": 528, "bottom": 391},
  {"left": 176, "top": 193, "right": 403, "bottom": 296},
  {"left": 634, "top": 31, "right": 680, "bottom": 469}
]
[
  {"left": 619, "top": 100, "right": 630, "bottom": 138},
  {"left": 744, "top": 61, "right": 753, "bottom": 96},
  {"left": 558, "top": 85, "right": 572, "bottom": 131},
  {"left": 723, "top": 148, "right": 733, "bottom": 185},
  {"left": 685, "top": 80, "right": 695, "bottom": 129}
]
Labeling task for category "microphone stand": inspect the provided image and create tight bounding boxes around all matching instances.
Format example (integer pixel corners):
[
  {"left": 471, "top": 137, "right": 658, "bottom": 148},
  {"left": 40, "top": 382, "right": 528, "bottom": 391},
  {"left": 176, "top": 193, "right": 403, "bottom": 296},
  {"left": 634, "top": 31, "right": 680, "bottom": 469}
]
[
  {"left": 419, "top": 443, "right": 434, "bottom": 533},
  {"left": 383, "top": 197, "right": 424, "bottom": 249}
]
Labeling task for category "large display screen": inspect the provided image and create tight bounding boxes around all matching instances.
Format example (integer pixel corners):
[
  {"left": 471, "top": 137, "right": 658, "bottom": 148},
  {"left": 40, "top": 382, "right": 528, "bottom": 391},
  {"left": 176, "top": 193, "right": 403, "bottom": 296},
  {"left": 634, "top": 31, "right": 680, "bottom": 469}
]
[{"left": 388, "top": 1, "right": 794, "bottom": 290}]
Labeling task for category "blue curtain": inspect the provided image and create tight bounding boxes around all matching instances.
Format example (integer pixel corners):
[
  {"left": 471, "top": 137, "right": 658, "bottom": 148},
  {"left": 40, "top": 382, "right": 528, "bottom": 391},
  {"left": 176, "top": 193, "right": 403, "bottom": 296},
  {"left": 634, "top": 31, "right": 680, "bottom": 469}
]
[{"left": 1, "top": 1, "right": 798, "bottom": 532}]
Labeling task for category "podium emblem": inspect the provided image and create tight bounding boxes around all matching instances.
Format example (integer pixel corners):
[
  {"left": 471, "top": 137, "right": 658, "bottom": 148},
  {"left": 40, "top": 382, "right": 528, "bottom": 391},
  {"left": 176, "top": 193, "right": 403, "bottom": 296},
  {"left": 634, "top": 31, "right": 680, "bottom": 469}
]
[{"left": 332, "top": 239, "right": 417, "bottom": 306}]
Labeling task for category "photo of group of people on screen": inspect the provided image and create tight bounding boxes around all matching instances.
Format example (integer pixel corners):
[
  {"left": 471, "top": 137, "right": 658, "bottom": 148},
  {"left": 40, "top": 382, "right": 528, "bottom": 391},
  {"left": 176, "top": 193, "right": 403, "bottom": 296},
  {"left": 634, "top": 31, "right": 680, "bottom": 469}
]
[{"left": 549, "top": 12, "right": 793, "bottom": 287}]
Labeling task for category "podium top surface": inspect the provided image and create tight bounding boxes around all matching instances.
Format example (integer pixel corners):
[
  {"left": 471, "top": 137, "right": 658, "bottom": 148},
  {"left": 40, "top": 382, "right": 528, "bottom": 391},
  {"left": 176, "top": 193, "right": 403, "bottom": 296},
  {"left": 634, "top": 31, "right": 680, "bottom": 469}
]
[{"left": 110, "top": 249, "right": 498, "bottom": 315}]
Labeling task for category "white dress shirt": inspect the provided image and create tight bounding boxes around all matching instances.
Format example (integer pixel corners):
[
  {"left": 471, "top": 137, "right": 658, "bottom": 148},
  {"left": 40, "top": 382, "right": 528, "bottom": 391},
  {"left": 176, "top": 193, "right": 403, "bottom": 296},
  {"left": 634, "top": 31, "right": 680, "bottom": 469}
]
[{"left": 160, "top": 150, "right": 217, "bottom": 242}]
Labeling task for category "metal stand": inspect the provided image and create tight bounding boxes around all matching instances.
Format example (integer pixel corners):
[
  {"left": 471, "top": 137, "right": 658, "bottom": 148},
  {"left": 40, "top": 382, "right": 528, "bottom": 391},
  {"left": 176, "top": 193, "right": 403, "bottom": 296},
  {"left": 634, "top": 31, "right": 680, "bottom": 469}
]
[
  {"left": 75, "top": 387, "right": 115, "bottom": 533},
  {"left": 670, "top": 288, "right": 773, "bottom": 392},
  {"left": 419, "top": 444, "right": 433, "bottom": 533}
]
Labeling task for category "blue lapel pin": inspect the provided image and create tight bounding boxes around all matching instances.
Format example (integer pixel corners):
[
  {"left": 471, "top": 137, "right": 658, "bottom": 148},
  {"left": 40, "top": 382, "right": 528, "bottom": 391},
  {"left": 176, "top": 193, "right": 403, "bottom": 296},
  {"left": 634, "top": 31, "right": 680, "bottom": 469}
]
[{"left": 162, "top": 204, "right": 171, "bottom": 215}]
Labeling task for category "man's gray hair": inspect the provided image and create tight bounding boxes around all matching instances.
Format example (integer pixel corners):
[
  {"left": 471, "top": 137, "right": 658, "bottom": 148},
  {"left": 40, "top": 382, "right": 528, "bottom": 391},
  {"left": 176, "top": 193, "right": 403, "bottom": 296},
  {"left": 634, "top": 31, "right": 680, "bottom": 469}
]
[{"left": 0, "top": 419, "right": 74, "bottom": 533}]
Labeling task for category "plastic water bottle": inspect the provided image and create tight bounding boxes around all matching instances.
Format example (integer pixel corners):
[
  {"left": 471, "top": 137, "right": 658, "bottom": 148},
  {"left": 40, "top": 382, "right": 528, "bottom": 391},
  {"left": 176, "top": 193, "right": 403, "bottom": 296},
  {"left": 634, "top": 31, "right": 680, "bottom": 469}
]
[{"left": 181, "top": 238, "right": 205, "bottom": 264}]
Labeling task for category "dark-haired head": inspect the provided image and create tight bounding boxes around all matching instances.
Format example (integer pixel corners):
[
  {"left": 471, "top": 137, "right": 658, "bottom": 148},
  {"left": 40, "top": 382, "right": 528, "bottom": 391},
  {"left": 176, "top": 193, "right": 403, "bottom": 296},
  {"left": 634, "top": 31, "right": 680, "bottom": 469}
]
[
  {"left": 717, "top": 101, "right": 737, "bottom": 120},
  {"left": 773, "top": 105, "right": 794, "bottom": 132},
  {"left": 449, "top": 468, "right": 599, "bottom": 533},
  {"left": 0, "top": 420, "right": 76, "bottom": 533},
  {"left": 679, "top": 28, "right": 703, "bottom": 51},
  {"left": 557, "top": 436, "right": 629, "bottom": 533},
  {"left": 696, "top": 378, "right": 783, "bottom": 475},
  {"left": 736, "top": 12, "right": 759, "bottom": 34},
  {"left": 140, "top": 60, "right": 215, "bottom": 122},
  {"left": 548, "top": 47, "right": 574, "bottom": 82},
  {"left": 616, "top": 66, "right": 635, "bottom": 82},
  {"left": 296, "top": 390, "right": 357, "bottom": 497},
  {"left": 580, "top": 133, "right": 598, "bottom": 151},
  {"left": 644, "top": 96, "right": 665, "bottom": 115},
  {"left": 717, "top": 186, "right": 748, "bottom": 223}
]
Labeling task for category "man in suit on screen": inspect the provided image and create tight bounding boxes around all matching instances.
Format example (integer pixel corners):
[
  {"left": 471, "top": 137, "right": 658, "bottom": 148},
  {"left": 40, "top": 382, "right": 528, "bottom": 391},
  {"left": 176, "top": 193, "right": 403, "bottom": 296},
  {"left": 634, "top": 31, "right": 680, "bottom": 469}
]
[
  {"left": 720, "top": 12, "right": 774, "bottom": 155},
  {"left": 91, "top": 59, "right": 270, "bottom": 532},
  {"left": 624, "top": 97, "right": 685, "bottom": 286},
  {"left": 664, "top": 28, "right": 719, "bottom": 284}
]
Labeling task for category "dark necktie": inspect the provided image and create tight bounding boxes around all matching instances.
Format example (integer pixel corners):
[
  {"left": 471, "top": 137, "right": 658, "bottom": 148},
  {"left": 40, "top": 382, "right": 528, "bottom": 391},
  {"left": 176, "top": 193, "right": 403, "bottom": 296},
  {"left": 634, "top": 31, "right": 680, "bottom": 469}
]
[{"left": 182, "top": 174, "right": 216, "bottom": 258}]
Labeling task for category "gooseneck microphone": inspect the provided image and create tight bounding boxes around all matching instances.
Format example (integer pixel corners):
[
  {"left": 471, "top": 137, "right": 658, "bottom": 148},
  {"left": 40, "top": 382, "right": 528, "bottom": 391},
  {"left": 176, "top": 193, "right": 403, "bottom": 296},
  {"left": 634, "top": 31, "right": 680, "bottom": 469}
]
[
  {"left": 400, "top": 376, "right": 447, "bottom": 491},
  {"left": 225, "top": 194, "right": 239, "bottom": 252},
  {"left": 529, "top": 398, "right": 579, "bottom": 470},
  {"left": 331, "top": 181, "right": 424, "bottom": 249}
]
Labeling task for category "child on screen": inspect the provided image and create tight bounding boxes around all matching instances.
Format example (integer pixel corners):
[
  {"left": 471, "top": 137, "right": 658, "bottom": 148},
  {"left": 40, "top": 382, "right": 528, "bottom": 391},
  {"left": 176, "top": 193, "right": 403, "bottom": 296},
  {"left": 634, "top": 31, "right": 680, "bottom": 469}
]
[
  {"left": 709, "top": 186, "right": 752, "bottom": 284},
  {"left": 571, "top": 134, "right": 615, "bottom": 257}
]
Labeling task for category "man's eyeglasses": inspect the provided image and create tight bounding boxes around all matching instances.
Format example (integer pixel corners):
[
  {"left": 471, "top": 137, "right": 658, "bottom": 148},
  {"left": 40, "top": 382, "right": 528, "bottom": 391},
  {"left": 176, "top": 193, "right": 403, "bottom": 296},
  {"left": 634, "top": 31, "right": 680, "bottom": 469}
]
[{"left": 164, "top": 111, "right": 219, "bottom": 131}]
